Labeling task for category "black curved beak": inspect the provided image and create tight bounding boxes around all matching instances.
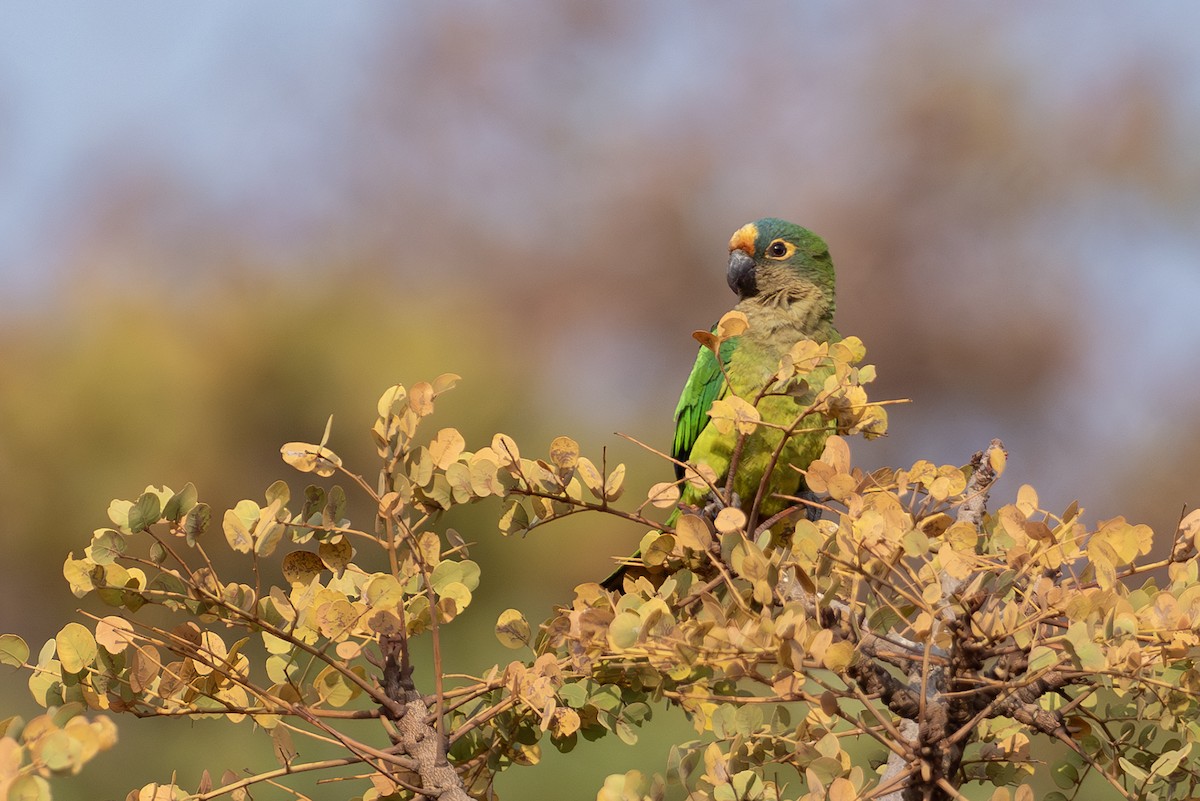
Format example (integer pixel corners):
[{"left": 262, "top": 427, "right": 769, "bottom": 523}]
[{"left": 727, "top": 249, "right": 757, "bottom": 299}]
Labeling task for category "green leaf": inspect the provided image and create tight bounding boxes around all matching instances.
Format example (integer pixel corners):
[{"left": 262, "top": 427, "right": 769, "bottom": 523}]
[
  {"left": 1027, "top": 645, "right": 1058, "bottom": 673},
  {"left": 162, "top": 482, "right": 198, "bottom": 523},
  {"left": 558, "top": 682, "right": 588, "bottom": 708},
  {"left": 8, "top": 775, "right": 50, "bottom": 801},
  {"left": 127, "top": 491, "right": 162, "bottom": 533},
  {"left": 106, "top": 499, "right": 132, "bottom": 531},
  {"left": 322, "top": 485, "right": 347, "bottom": 529},
  {"left": 614, "top": 716, "right": 639, "bottom": 745},
  {"left": 87, "top": 529, "right": 126, "bottom": 566},
  {"left": 183, "top": 503, "right": 211, "bottom": 545},
  {"left": 0, "top": 634, "right": 29, "bottom": 668},
  {"left": 1051, "top": 759, "right": 1078, "bottom": 789},
  {"left": 265, "top": 479, "right": 291, "bottom": 508},
  {"left": 1150, "top": 743, "right": 1192, "bottom": 777},
  {"left": 608, "top": 612, "right": 642, "bottom": 649},
  {"left": 1118, "top": 756, "right": 1149, "bottom": 783},
  {"left": 56, "top": 623, "right": 97, "bottom": 674}
]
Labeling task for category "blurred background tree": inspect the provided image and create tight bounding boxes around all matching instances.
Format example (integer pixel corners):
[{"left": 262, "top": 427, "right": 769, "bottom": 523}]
[{"left": 1, "top": 2, "right": 1198, "bottom": 798}]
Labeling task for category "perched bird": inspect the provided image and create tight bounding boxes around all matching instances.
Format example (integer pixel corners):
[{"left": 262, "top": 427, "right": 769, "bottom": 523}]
[{"left": 602, "top": 218, "right": 840, "bottom": 592}]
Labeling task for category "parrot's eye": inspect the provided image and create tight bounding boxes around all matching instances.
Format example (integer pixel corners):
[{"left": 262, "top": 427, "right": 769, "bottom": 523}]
[{"left": 766, "top": 240, "right": 793, "bottom": 259}]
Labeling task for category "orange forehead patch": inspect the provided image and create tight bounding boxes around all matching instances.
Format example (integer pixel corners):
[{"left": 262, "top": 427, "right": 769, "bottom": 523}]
[{"left": 728, "top": 222, "right": 758, "bottom": 255}]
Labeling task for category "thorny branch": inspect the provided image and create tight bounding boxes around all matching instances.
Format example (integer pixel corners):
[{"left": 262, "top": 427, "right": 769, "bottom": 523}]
[{"left": 873, "top": 440, "right": 1007, "bottom": 801}]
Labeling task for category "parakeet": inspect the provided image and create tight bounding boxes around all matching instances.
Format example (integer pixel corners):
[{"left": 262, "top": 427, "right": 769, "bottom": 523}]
[{"left": 602, "top": 218, "right": 840, "bottom": 592}]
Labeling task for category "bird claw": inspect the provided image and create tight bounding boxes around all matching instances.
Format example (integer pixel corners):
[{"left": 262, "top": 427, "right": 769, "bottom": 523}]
[
  {"left": 701, "top": 492, "right": 741, "bottom": 521},
  {"left": 798, "top": 487, "right": 822, "bottom": 521}
]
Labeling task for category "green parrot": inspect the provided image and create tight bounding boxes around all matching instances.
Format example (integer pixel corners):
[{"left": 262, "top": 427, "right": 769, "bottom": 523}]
[{"left": 602, "top": 217, "right": 840, "bottom": 592}]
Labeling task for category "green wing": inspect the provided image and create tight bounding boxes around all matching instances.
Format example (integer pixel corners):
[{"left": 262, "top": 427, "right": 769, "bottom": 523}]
[{"left": 671, "top": 336, "right": 737, "bottom": 480}]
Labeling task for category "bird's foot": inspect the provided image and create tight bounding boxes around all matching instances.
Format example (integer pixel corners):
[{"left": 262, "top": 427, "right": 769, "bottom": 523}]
[
  {"left": 701, "top": 491, "right": 741, "bottom": 521},
  {"left": 798, "top": 487, "right": 822, "bottom": 522}
]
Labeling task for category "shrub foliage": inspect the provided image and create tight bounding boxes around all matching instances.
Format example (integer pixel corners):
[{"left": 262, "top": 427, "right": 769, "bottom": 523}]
[{"left": 2, "top": 320, "right": 1199, "bottom": 801}]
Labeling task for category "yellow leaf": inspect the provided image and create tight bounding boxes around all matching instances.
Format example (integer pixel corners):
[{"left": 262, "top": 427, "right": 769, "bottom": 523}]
[
  {"left": 708, "top": 396, "right": 760, "bottom": 436},
  {"left": 922, "top": 583, "right": 943, "bottom": 606},
  {"left": 937, "top": 542, "right": 973, "bottom": 580},
  {"left": 829, "top": 778, "right": 856, "bottom": 801},
  {"left": 377, "top": 384, "right": 407, "bottom": 418},
  {"left": 428, "top": 428, "right": 466, "bottom": 469},
  {"left": 432, "top": 373, "right": 461, "bottom": 394},
  {"left": 604, "top": 463, "right": 626, "bottom": 501},
  {"left": 823, "top": 640, "right": 854, "bottom": 672},
  {"left": 1179, "top": 508, "right": 1200, "bottom": 541},
  {"left": 281, "top": 550, "right": 324, "bottom": 586},
  {"left": 551, "top": 707, "right": 581, "bottom": 738},
  {"left": 643, "top": 533, "right": 674, "bottom": 567},
  {"left": 548, "top": 436, "right": 579, "bottom": 478},
  {"left": 675, "top": 514, "right": 713, "bottom": 551},
  {"left": 684, "top": 462, "right": 718, "bottom": 491},
  {"left": 833, "top": 335, "right": 866, "bottom": 362},
  {"left": 492, "top": 433, "right": 520, "bottom": 467},
  {"left": 409, "top": 381, "right": 435, "bottom": 416},
  {"left": 468, "top": 456, "right": 502, "bottom": 498},
  {"left": 1016, "top": 484, "right": 1039, "bottom": 516},
  {"left": 820, "top": 436, "right": 850, "bottom": 473},
  {"left": 647, "top": 482, "right": 681, "bottom": 509},
  {"left": 715, "top": 310, "right": 749, "bottom": 339},
  {"left": 805, "top": 460, "right": 834, "bottom": 494},
  {"left": 496, "top": 609, "right": 530, "bottom": 649},
  {"left": 714, "top": 507, "right": 746, "bottom": 534},
  {"left": 280, "top": 442, "right": 342, "bottom": 477},
  {"left": 253, "top": 498, "right": 286, "bottom": 557},
  {"left": 319, "top": 537, "right": 354, "bottom": 574},
  {"left": 446, "top": 461, "right": 474, "bottom": 504},
  {"left": 808, "top": 628, "right": 833, "bottom": 664},
  {"left": 222, "top": 509, "right": 253, "bottom": 553},
  {"left": 944, "top": 521, "right": 978, "bottom": 550},
  {"left": 95, "top": 616, "right": 135, "bottom": 654},
  {"left": 315, "top": 599, "right": 359, "bottom": 640},
  {"left": 998, "top": 505, "right": 1027, "bottom": 543},
  {"left": 576, "top": 457, "right": 605, "bottom": 498}
]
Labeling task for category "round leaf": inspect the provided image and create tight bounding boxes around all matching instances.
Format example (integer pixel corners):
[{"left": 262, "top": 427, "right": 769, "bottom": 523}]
[
  {"left": 56, "top": 623, "right": 97, "bottom": 675},
  {"left": 496, "top": 609, "right": 530, "bottom": 649}
]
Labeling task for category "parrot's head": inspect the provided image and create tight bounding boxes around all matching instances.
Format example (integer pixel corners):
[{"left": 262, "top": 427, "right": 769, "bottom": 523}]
[{"left": 726, "top": 218, "right": 835, "bottom": 315}]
